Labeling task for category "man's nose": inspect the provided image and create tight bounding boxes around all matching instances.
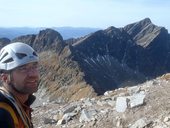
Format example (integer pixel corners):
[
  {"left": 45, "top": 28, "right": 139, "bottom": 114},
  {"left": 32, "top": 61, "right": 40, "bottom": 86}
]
[{"left": 27, "top": 68, "right": 39, "bottom": 76}]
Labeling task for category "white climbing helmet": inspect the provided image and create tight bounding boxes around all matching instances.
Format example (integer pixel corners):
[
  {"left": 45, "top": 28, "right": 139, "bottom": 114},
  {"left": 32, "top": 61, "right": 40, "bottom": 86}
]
[{"left": 0, "top": 42, "right": 39, "bottom": 71}]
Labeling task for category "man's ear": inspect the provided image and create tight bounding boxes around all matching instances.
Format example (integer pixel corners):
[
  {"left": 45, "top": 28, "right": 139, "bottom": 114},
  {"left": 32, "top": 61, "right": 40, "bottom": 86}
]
[{"left": 0, "top": 73, "right": 9, "bottom": 83}]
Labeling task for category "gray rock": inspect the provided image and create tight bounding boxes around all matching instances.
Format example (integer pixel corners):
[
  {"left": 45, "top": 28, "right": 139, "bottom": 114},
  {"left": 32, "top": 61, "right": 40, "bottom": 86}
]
[
  {"left": 129, "top": 118, "right": 152, "bottom": 128},
  {"left": 116, "top": 97, "right": 128, "bottom": 112},
  {"left": 128, "top": 93, "right": 145, "bottom": 108}
]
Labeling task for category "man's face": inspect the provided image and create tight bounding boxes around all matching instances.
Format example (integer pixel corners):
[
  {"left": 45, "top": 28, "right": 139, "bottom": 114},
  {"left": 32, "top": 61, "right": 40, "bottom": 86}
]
[{"left": 11, "top": 62, "right": 40, "bottom": 94}]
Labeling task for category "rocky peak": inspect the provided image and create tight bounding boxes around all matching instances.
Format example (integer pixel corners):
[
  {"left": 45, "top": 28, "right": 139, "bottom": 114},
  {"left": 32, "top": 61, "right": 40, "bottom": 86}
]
[
  {"left": 104, "top": 26, "right": 120, "bottom": 35},
  {"left": 124, "top": 18, "right": 152, "bottom": 37},
  {"left": 12, "top": 29, "right": 66, "bottom": 53},
  {"left": 138, "top": 17, "right": 152, "bottom": 26},
  {"left": 38, "top": 28, "right": 63, "bottom": 42},
  {"left": 12, "top": 34, "right": 36, "bottom": 46},
  {"left": 123, "top": 18, "right": 169, "bottom": 48},
  {"left": 32, "top": 28, "right": 65, "bottom": 53}
]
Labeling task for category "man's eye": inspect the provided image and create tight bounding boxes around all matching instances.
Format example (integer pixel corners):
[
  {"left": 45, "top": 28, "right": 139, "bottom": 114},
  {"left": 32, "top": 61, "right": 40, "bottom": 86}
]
[{"left": 19, "top": 67, "right": 27, "bottom": 71}]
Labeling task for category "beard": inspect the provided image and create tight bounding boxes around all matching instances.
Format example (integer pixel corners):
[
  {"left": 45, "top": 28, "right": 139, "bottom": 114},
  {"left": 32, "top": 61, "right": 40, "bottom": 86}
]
[
  {"left": 10, "top": 81, "right": 39, "bottom": 94},
  {"left": 9, "top": 72, "right": 40, "bottom": 95}
]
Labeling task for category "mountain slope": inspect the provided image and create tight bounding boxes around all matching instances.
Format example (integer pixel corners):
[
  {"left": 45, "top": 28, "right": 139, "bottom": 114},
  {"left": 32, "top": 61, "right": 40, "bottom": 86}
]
[{"left": 32, "top": 74, "right": 170, "bottom": 128}]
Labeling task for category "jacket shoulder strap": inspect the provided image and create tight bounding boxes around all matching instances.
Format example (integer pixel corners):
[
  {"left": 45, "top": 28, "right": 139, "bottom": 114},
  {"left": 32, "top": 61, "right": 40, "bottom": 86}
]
[{"left": 0, "top": 102, "right": 19, "bottom": 127}]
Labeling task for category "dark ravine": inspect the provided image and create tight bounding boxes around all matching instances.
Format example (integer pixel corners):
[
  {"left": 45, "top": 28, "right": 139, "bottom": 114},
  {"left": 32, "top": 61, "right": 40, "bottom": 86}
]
[{"left": 0, "top": 18, "right": 170, "bottom": 103}]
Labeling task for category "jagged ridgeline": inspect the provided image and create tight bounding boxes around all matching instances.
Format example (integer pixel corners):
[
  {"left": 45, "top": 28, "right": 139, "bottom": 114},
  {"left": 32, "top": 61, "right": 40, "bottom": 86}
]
[{"left": 0, "top": 18, "right": 170, "bottom": 103}]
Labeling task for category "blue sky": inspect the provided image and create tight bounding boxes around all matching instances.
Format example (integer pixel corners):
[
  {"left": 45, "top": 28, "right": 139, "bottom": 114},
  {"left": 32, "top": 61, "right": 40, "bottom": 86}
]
[{"left": 0, "top": 0, "right": 170, "bottom": 31}]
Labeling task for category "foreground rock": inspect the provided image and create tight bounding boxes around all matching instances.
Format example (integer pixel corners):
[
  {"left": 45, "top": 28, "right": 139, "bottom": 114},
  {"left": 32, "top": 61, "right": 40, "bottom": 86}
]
[{"left": 32, "top": 74, "right": 170, "bottom": 128}]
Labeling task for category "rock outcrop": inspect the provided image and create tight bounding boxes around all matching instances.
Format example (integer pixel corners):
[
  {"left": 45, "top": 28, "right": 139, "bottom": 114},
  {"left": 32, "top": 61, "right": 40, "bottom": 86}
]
[{"left": 12, "top": 28, "right": 65, "bottom": 53}]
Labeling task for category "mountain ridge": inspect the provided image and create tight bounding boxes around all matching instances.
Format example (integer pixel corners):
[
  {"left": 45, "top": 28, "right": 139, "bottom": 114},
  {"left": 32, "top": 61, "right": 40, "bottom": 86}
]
[
  {"left": 0, "top": 18, "right": 170, "bottom": 104},
  {"left": 0, "top": 27, "right": 100, "bottom": 40}
]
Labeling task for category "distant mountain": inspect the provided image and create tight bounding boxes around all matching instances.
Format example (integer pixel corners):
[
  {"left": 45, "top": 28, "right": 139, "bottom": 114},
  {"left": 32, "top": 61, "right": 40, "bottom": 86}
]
[
  {"left": 0, "top": 27, "right": 40, "bottom": 40},
  {"left": 53, "top": 27, "right": 100, "bottom": 39},
  {"left": 1, "top": 18, "right": 170, "bottom": 103},
  {"left": 0, "top": 27, "right": 100, "bottom": 40}
]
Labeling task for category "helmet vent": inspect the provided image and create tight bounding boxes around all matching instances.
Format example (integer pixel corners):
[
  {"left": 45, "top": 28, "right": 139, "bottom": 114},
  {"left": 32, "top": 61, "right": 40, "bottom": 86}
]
[
  {"left": 0, "top": 52, "right": 8, "bottom": 61},
  {"left": 3, "top": 58, "right": 14, "bottom": 63},
  {"left": 33, "top": 52, "right": 38, "bottom": 57},
  {"left": 16, "top": 53, "right": 27, "bottom": 59}
]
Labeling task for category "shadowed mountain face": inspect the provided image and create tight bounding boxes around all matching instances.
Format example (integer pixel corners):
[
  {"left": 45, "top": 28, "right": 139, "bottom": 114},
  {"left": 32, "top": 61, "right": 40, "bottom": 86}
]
[
  {"left": 1, "top": 18, "right": 170, "bottom": 103},
  {"left": 124, "top": 18, "right": 170, "bottom": 76},
  {"left": 70, "top": 27, "right": 145, "bottom": 94}
]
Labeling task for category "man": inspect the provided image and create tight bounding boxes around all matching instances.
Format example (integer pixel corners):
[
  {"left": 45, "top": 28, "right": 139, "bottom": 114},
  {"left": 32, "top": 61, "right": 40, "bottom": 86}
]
[{"left": 0, "top": 42, "right": 39, "bottom": 128}]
